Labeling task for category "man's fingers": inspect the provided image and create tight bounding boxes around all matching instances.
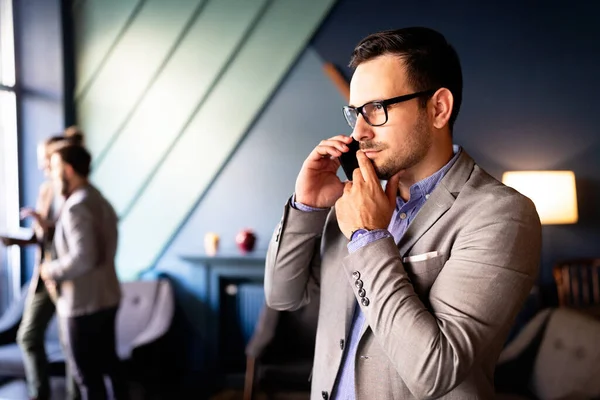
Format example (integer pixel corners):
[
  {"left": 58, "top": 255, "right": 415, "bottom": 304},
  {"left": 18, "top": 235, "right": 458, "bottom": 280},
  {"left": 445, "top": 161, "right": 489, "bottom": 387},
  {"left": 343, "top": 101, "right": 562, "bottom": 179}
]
[
  {"left": 330, "top": 135, "right": 354, "bottom": 144},
  {"left": 352, "top": 167, "right": 363, "bottom": 183},
  {"left": 343, "top": 181, "right": 353, "bottom": 195},
  {"left": 311, "top": 146, "right": 342, "bottom": 160},
  {"left": 309, "top": 136, "right": 355, "bottom": 160},
  {"left": 356, "top": 151, "right": 378, "bottom": 183}
]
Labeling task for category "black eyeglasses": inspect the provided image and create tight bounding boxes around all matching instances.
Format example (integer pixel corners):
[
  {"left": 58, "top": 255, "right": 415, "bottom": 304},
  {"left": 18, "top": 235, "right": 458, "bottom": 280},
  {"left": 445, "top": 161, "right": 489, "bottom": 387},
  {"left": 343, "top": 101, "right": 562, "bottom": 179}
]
[{"left": 342, "top": 89, "right": 437, "bottom": 129}]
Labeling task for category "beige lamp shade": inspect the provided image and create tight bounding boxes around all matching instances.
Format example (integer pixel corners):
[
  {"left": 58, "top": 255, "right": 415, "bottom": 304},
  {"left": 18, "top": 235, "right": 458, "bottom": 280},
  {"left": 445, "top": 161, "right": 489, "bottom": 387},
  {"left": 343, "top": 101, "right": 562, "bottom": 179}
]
[{"left": 501, "top": 170, "right": 578, "bottom": 225}]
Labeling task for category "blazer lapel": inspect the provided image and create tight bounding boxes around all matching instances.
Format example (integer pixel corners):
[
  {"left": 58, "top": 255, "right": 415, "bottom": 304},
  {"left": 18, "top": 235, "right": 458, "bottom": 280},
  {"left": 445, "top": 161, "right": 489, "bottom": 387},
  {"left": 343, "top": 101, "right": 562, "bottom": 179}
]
[{"left": 398, "top": 150, "right": 475, "bottom": 256}]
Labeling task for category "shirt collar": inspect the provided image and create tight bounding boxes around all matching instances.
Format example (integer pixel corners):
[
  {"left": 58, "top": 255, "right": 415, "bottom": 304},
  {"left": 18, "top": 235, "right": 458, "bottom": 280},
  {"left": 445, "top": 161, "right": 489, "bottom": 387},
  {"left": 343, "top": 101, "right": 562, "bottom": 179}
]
[{"left": 398, "top": 145, "right": 462, "bottom": 206}]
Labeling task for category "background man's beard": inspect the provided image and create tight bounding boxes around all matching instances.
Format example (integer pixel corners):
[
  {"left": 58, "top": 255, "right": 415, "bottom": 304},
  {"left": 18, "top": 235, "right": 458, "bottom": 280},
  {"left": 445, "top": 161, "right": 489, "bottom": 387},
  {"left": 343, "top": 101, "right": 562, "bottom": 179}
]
[{"left": 60, "top": 175, "right": 70, "bottom": 196}]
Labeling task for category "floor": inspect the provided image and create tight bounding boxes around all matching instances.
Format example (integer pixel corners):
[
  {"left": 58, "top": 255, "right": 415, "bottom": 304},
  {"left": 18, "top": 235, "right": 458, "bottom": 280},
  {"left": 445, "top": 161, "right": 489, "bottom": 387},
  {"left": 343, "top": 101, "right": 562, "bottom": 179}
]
[
  {"left": 0, "top": 378, "right": 146, "bottom": 400},
  {"left": 0, "top": 379, "right": 309, "bottom": 400},
  {"left": 210, "top": 390, "right": 309, "bottom": 400},
  {"left": 0, "top": 378, "right": 66, "bottom": 400}
]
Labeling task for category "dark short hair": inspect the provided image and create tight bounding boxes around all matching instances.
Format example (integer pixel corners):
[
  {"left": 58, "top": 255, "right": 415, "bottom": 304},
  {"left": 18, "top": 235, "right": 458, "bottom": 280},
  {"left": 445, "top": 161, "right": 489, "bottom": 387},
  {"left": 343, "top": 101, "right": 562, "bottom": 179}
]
[
  {"left": 64, "top": 126, "right": 85, "bottom": 146},
  {"left": 43, "top": 129, "right": 84, "bottom": 149},
  {"left": 53, "top": 144, "right": 92, "bottom": 178},
  {"left": 349, "top": 27, "right": 463, "bottom": 130},
  {"left": 44, "top": 134, "right": 66, "bottom": 147}
]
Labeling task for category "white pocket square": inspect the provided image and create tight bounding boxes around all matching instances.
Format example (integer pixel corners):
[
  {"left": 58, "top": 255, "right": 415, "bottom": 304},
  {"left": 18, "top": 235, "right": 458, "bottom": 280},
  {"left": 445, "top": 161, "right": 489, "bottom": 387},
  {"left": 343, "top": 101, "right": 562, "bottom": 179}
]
[{"left": 402, "top": 251, "right": 439, "bottom": 263}]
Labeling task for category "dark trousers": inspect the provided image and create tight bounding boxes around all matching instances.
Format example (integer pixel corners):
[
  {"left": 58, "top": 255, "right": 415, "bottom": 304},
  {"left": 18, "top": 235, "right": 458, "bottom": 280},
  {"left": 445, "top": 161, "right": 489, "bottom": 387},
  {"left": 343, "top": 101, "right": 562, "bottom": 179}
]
[
  {"left": 17, "top": 284, "right": 80, "bottom": 400},
  {"left": 61, "top": 307, "right": 129, "bottom": 400}
]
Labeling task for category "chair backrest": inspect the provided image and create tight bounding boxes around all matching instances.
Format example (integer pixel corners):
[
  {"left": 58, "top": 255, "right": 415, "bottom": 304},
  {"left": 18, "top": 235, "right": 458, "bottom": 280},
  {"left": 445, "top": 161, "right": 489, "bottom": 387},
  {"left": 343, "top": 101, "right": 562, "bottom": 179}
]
[
  {"left": 265, "top": 303, "right": 319, "bottom": 363},
  {"left": 531, "top": 308, "right": 600, "bottom": 399},
  {"left": 553, "top": 258, "right": 600, "bottom": 312},
  {"left": 117, "top": 280, "right": 159, "bottom": 345},
  {"left": 247, "top": 297, "right": 320, "bottom": 364},
  {"left": 496, "top": 308, "right": 600, "bottom": 399}
]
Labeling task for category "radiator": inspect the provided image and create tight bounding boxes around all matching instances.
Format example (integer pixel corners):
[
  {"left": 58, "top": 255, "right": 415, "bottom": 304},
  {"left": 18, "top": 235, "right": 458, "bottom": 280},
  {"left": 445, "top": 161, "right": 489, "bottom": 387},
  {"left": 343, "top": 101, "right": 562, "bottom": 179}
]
[{"left": 235, "top": 282, "right": 265, "bottom": 344}]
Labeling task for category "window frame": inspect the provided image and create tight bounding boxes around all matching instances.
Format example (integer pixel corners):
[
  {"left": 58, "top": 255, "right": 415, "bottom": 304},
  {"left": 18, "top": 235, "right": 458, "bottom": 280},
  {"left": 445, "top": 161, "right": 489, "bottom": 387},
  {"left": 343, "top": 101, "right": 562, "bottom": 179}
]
[{"left": 0, "top": 0, "right": 22, "bottom": 306}]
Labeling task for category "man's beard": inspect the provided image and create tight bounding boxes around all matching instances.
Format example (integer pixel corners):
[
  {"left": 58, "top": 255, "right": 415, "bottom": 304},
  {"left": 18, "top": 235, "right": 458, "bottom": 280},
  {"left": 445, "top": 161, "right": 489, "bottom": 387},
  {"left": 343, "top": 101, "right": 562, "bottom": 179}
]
[
  {"left": 367, "top": 112, "right": 431, "bottom": 180},
  {"left": 60, "top": 172, "right": 70, "bottom": 197}
]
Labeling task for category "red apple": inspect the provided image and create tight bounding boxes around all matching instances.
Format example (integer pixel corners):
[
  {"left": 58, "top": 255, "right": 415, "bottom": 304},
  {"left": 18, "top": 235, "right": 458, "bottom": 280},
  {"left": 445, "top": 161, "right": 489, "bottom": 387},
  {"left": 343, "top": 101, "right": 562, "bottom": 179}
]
[{"left": 236, "top": 229, "right": 256, "bottom": 254}]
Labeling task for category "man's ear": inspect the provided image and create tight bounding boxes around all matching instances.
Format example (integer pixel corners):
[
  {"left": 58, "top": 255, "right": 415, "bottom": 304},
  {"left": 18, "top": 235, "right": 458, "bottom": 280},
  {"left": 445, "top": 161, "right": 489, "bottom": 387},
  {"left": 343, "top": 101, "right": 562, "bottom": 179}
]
[
  {"left": 64, "top": 163, "right": 75, "bottom": 179},
  {"left": 430, "top": 88, "right": 453, "bottom": 129}
]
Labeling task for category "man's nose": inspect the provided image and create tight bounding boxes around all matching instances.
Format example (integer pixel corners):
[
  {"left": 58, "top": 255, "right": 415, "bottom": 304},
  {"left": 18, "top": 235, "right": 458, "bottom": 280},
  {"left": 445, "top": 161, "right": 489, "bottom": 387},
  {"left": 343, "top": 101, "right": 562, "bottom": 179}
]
[{"left": 352, "top": 115, "right": 374, "bottom": 142}]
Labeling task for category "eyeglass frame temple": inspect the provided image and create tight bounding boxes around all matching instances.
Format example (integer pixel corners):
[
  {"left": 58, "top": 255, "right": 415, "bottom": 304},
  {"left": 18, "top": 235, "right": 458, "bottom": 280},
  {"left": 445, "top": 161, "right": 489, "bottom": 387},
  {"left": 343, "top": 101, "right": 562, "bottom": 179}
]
[{"left": 343, "top": 89, "right": 437, "bottom": 128}]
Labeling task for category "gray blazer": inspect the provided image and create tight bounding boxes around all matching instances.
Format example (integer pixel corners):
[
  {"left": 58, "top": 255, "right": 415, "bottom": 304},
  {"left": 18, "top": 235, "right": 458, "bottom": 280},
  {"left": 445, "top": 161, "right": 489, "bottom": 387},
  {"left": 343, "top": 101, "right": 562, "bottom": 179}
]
[
  {"left": 46, "top": 184, "right": 121, "bottom": 317},
  {"left": 264, "top": 151, "right": 542, "bottom": 399}
]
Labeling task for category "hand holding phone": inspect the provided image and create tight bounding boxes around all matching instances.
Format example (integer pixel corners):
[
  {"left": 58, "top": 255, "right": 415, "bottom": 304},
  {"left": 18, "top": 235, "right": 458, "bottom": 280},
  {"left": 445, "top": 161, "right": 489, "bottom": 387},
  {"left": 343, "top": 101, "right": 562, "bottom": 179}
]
[
  {"left": 295, "top": 135, "right": 354, "bottom": 208},
  {"left": 338, "top": 138, "right": 360, "bottom": 180}
]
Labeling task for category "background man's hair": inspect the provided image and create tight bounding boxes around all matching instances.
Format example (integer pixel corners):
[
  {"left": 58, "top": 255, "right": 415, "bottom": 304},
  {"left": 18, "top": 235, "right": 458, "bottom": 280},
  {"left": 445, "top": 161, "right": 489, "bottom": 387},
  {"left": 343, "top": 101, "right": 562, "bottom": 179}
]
[
  {"left": 53, "top": 144, "right": 92, "bottom": 178},
  {"left": 43, "top": 134, "right": 66, "bottom": 147},
  {"left": 64, "top": 125, "right": 85, "bottom": 146},
  {"left": 350, "top": 27, "right": 463, "bottom": 130},
  {"left": 43, "top": 126, "right": 84, "bottom": 150}
]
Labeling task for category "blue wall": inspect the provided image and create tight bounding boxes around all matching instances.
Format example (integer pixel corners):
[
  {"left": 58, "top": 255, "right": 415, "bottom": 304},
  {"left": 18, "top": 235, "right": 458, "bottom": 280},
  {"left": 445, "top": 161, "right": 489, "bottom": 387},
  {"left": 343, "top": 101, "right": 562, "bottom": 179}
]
[{"left": 309, "top": 0, "right": 600, "bottom": 290}]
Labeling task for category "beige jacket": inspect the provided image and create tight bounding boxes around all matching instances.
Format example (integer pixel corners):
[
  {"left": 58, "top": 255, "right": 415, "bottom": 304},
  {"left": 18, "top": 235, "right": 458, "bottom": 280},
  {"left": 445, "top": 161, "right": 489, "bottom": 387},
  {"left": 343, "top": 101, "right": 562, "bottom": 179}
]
[{"left": 27, "top": 181, "right": 55, "bottom": 295}]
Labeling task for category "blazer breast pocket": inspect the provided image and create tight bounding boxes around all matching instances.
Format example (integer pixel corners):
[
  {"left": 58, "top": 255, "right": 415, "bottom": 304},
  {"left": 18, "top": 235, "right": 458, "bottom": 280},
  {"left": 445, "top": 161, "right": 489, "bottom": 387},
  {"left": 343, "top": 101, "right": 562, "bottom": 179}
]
[{"left": 402, "top": 252, "right": 444, "bottom": 301}]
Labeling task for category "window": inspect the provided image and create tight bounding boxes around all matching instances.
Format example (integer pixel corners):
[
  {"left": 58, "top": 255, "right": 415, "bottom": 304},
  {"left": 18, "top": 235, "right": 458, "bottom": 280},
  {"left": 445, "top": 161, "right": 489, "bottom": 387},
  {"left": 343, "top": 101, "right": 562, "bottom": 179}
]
[{"left": 0, "top": 0, "right": 21, "bottom": 311}]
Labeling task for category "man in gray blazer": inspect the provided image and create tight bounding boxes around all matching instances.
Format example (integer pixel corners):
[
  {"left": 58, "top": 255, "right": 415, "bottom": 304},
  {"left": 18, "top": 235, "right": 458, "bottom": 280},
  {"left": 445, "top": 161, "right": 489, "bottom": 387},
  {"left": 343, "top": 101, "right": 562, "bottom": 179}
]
[
  {"left": 39, "top": 144, "right": 128, "bottom": 400},
  {"left": 264, "top": 27, "right": 541, "bottom": 399}
]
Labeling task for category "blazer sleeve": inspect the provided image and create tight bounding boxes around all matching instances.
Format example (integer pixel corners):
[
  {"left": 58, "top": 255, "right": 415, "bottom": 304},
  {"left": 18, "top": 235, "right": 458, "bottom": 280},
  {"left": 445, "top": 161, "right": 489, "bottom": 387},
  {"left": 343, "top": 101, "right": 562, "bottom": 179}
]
[
  {"left": 264, "top": 198, "right": 328, "bottom": 311},
  {"left": 342, "top": 193, "right": 541, "bottom": 399},
  {"left": 45, "top": 202, "right": 98, "bottom": 281}
]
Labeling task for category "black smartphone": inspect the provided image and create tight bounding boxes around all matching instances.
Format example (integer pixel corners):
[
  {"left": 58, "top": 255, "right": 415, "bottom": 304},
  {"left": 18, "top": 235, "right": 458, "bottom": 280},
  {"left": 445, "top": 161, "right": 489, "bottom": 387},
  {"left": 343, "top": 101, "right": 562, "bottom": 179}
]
[{"left": 338, "top": 138, "right": 360, "bottom": 180}]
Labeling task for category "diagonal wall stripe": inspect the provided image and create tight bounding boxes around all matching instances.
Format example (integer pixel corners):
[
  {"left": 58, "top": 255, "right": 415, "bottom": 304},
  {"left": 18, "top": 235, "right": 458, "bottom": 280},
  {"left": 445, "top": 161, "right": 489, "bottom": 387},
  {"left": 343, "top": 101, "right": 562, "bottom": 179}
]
[
  {"left": 116, "top": 0, "right": 337, "bottom": 279},
  {"left": 90, "top": 0, "right": 212, "bottom": 169},
  {"left": 91, "top": 0, "right": 269, "bottom": 216},
  {"left": 73, "top": 0, "right": 145, "bottom": 98},
  {"left": 78, "top": 0, "right": 204, "bottom": 160}
]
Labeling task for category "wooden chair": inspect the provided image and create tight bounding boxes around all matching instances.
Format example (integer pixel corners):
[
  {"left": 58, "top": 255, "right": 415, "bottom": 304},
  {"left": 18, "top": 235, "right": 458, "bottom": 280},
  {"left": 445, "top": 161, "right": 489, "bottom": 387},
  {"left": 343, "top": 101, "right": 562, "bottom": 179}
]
[{"left": 553, "top": 258, "right": 600, "bottom": 317}]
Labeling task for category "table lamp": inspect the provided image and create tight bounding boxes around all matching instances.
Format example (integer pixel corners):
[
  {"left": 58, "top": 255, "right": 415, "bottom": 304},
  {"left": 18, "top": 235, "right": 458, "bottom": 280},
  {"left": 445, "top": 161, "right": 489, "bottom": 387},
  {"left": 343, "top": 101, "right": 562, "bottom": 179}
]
[{"left": 501, "top": 170, "right": 578, "bottom": 225}]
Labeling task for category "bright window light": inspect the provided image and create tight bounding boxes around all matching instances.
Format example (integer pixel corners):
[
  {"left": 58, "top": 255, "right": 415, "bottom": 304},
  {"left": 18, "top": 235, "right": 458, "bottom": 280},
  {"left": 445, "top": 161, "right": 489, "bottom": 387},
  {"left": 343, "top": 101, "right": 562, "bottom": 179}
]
[
  {"left": 0, "top": 90, "right": 21, "bottom": 297},
  {"left": 0, "top": 0, "right": 16, "bottom": 86}
]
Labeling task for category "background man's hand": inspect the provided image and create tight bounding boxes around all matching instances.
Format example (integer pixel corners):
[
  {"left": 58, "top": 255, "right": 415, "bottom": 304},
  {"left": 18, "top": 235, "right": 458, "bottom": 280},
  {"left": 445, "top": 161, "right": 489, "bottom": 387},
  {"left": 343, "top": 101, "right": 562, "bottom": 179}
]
[
  {"left": 39, "top": 262, "right": 52, "bottom": 281},
  {"left": 1, "top": 237, "right": 15, "bottom": 246},
  {"left": 20, "top": 208, "right": 51, "bottom": 231},
  {"left": 335, "top": 151, "right": 400, "bottom": 238},
  {"left": 295, "top": 135, "right": 354, "bottom": 208}
]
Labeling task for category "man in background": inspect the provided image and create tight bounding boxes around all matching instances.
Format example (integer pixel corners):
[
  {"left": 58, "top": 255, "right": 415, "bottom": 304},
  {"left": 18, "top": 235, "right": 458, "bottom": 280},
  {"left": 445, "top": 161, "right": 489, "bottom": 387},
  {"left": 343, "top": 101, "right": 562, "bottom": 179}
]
[
  {"left": 40, "top": 144, "right": 128, "bottom": 400},
  {"left": 1, "top": 131, "right": 82, "bottom": 400}
]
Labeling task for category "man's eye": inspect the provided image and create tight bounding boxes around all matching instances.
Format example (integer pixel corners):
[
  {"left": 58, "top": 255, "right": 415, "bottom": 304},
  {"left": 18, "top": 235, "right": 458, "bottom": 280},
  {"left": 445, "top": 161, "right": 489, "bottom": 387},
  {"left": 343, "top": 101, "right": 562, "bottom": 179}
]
[{"left": 374, "top": 104, "right": 383, "bottom": 110}]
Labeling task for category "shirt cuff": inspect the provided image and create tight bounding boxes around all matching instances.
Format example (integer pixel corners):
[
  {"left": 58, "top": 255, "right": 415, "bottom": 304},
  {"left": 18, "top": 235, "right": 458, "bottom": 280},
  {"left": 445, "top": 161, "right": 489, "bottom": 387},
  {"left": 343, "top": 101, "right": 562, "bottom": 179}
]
[
  {"left": 290, "top": 194, "right": 329, "bottom": 212},
  {"left": 347, "top": 229, "right": 392, "bottom": 253}
]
